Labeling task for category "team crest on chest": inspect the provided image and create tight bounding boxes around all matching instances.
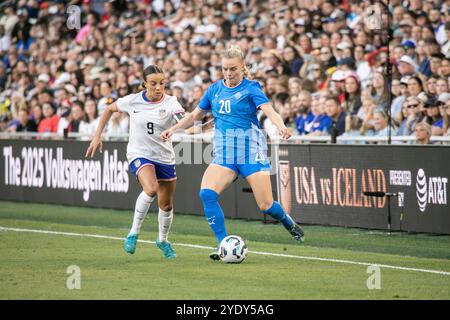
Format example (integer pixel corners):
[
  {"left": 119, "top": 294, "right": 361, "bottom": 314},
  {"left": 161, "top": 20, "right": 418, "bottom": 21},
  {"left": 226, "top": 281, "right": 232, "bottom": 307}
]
[
  {"left": 234, "top": 92, "right": 242, "bottom": 100},
  {"left": 159, "top": 109, "right": 167, "bottom": 118}
]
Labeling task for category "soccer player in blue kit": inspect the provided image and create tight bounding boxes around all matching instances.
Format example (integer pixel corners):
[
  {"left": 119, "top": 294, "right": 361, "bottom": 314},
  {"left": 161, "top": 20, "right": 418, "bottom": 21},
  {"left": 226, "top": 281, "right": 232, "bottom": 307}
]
[{"left": 161, "top": 46, "right": 304, "bottom": 260}]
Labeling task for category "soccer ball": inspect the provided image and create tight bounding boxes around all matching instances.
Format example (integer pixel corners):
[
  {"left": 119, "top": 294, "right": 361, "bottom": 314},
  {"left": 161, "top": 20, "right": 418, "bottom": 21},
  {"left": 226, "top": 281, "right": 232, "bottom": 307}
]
[{"left": 218, "top": 235, "right": 248, "bottom": 263}]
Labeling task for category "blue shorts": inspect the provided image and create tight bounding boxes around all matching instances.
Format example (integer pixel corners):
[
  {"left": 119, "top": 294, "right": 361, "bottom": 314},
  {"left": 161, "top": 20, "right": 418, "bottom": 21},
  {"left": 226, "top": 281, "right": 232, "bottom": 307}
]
[
  {"left": 129, "top": 158, "right": 177, "bottom": 181},
  {"left": 212, "top": 154, "right": 271, "bottom": 178}
]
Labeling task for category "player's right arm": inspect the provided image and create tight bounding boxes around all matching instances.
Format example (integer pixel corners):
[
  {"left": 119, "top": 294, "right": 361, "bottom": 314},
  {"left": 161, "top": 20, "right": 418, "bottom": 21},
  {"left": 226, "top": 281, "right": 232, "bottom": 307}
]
[
  {"left": 85, "top": 102, "right": 119, "bottom": 157},
  {"left": 160, "top": 106, "right": 205, "bottom": 141}
]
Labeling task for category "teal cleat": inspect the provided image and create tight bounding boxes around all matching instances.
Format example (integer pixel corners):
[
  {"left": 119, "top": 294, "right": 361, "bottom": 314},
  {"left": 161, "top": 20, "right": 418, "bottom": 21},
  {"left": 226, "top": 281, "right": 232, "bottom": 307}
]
[
  {"left": 156, "top": 239, "right": 177, "bottom": 259},
  {"left": 123, "top": 234, "right": 138, "bottom": 254}
]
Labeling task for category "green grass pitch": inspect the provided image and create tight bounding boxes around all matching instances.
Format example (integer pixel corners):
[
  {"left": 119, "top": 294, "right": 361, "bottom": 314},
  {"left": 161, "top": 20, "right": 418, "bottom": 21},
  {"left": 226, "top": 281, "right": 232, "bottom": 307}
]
[{"left": 0, "top": 201, "right": 449, "bottom": 299}]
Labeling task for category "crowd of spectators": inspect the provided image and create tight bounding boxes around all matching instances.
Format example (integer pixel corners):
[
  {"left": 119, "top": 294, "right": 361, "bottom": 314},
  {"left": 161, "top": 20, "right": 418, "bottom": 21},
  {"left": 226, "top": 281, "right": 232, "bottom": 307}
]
[{"left": 0, "top": 0, "right": 449, "bottom": 145}]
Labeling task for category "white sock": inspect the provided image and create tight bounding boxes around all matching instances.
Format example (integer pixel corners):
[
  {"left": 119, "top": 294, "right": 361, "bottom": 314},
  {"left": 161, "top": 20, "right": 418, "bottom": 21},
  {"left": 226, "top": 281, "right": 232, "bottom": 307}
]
[
  {"left": 158, "top": 208, "right": 173, "bottom": 242},
  {"left": 129, "top": 191, "right": 155, "bottom": 235}
]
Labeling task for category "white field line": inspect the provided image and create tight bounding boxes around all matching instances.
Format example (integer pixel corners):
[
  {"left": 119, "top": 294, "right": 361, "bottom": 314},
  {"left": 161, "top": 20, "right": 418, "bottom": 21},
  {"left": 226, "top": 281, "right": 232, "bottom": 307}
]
[{"left": 1, "top": 226, "right": 450, "bottom": 276}]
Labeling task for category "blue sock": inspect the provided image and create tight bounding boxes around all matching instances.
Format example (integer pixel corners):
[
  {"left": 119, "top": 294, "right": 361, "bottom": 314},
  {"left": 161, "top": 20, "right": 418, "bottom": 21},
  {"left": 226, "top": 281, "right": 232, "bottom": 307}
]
[
  {"left": 199, "top": 189, "right": 227, "bottom": 245},
  {"left": 262, "top": 202, "right": 294, "bottom": 231}
]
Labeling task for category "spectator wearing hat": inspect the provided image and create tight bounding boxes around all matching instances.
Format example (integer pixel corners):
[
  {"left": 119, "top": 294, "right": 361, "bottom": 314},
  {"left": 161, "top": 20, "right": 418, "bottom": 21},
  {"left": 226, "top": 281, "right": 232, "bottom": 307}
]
[
  {"left": 431, "top": 93, "right": 450, "bottom": 135},
  {"left": 429, "top": 53, "right": 446, "bottom": 77},
  {"left": 27, "top": 73, "right": 50, "bottom": 101},
  {"left": 337, "top": 57, "right": 355, "bottom": 73},
  {"left": 11, "top": 7, "right": 32, "bottom": 52},
  {"left": 402, "top": 40, "right": 417, "bottom": 58},
  {"left": 329, "top": 69, "right": 348, "bottom": 101},
  {"left": 335, "top": 42, "right": 351, "bottom": 63},
  {"left": 414, "top": 122, "right": 433, "bottom": 144},
  {"left": 321, "top": 17, "right": 338, "bottom": 34},
  {"left": 248, "top": 47, "right": 264, "bottom": 75},
  {"left": 422, "top": 95, "right": 442, "bottom": 128},
  {"left": 288, "top": 18, "right": 307, "bottom": 45},
  {"left": 398, "top": 55, "right": 418, "bottom": 76},
  {"left": 399, "top": 19, "right": 414, "bottom": 39}
]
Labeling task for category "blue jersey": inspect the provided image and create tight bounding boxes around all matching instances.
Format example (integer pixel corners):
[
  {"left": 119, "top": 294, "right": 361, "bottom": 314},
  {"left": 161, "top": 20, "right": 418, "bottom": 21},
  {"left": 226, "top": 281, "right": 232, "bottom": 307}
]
[{"left": 199, "top": 78, "right": 270, "bottom": 164}]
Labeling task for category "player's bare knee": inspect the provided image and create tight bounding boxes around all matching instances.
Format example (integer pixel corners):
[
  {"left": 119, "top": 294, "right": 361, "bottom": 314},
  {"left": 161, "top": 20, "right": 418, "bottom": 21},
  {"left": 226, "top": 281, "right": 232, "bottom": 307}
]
[
  {"left": 258, "top": 201, "right": 273, "bottom": 212},
  {"left": 160, "top": 204, "right": 173, "bottom": 212},
  {"left": 143, "top": 187, "right": 158, "bottom": 198}
]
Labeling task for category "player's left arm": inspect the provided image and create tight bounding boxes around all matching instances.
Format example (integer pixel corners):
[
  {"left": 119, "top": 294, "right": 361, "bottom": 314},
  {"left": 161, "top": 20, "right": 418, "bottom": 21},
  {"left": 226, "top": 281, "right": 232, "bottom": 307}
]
[
  {"left": 259, "top": 103, "right": 292, "bottom": 140},
  {"left": 172, "top": 110, "right": 185, "bottom": 123}
]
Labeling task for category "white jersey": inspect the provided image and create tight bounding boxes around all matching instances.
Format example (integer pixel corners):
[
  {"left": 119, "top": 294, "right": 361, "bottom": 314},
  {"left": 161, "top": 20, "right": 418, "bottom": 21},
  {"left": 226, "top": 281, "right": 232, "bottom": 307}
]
[{"left": 116, "top": 91, "right": 185, "bottom": 165}]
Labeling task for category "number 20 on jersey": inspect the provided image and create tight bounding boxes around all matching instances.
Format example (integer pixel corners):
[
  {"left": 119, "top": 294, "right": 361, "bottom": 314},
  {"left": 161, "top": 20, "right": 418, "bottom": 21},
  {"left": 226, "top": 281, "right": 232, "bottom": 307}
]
[{"left": 219, "top": 100, "right": 231, "bottom": 114}]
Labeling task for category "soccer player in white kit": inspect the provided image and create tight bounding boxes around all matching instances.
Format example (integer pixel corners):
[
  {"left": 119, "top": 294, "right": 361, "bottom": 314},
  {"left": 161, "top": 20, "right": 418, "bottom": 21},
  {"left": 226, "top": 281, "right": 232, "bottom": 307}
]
[{"left": 86, "top": 65, "right": 185, "bottom": 259}]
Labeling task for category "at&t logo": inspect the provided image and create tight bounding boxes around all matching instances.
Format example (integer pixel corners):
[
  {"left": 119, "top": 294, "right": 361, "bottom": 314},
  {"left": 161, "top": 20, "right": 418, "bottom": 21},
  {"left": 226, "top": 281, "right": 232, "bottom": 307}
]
[{"left": 416, "top": 169, "right": 448, "bottom": 212}]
